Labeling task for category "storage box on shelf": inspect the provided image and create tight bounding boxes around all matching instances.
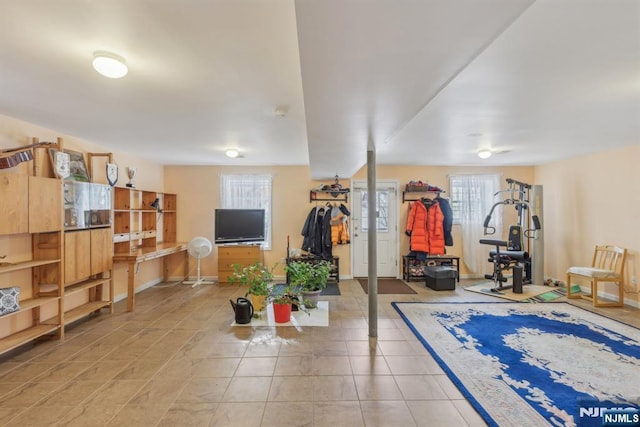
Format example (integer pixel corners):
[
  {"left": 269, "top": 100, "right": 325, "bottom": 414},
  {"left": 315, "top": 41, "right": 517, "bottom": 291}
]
[{"left": 0, "top": 175, "right": 63, "bottom": 355}]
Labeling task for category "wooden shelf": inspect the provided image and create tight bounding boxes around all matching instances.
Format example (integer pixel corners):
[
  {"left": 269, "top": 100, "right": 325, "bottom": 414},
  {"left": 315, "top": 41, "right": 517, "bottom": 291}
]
[
  {"left": 0, "top": 259, "right": 61, "bottom": 274},
  {"left": 0, "top": 324, "right": 61, "bottom": 354},
  {"left": 64, "top": 277, "right": 111, "bottom": 296},
  {"left": 64, "top": 301, "right": 111, "bottom": 324},
  {"left": 402, "top": 189, "right": 446, "bottom": 203}
]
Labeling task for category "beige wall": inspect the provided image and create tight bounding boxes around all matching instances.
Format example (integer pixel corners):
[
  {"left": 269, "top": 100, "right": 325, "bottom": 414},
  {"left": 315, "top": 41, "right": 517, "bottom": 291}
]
[
  {"left": 535, "top": 144, "right": 640, "bottom": 307},
  {"left": 165, "top": 164, "right": 535, "bottom": 280}
]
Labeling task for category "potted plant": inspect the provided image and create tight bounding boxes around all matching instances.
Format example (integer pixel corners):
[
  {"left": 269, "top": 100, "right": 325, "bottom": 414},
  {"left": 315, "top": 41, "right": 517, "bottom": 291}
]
[
  {"left": 228, "top": 262, "right": 274, "bottom": 312},
  {"left": 268, "top": 283, "right": 298, "bottom": 323},
  {"left": 285, "top": 260, "right": 331, "bottom": 308}
]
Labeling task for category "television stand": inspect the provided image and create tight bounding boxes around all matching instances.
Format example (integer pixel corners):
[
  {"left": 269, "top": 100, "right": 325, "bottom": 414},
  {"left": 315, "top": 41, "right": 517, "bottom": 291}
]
[{"left": 217, "top": 245, "right": 263, "bottom": 283}]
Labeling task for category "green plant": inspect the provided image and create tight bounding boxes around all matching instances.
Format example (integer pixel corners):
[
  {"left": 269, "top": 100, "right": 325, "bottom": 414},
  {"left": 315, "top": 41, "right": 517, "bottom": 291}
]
[
  {"left": 267, "top": 283, "right": 310, "bottom": 315},
  {"left": 228, "top": 262, "right": 275, "bottom": 297},
  {"left": 285, "top": 260, "right": 332, "bottom": 292}
]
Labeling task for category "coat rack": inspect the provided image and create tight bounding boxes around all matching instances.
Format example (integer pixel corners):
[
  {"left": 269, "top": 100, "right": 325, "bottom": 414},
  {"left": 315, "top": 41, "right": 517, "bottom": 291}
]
[
  {"left": 402, "top": 182, "right": 445, "bottom": 203},
  {"left": 309, "top": 174, "right": 350, "bottom": 203}
]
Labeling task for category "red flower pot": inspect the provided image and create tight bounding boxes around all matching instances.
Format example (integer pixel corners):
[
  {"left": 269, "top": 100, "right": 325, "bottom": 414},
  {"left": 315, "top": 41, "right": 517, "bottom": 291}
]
[{"left": 273, "top": 303, "right": 292, "bottom": 323}]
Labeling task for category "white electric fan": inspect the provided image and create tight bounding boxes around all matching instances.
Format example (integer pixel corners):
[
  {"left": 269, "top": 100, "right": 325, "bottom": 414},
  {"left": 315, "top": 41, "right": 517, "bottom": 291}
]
[{"left": 183, "top": 236, "right": 214, "bottom": 287}]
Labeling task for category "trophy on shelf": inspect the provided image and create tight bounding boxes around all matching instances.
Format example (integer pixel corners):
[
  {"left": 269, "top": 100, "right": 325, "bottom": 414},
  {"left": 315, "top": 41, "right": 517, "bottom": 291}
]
[{"left": 126, "top": 167, "right": 137, "bottom": 188}]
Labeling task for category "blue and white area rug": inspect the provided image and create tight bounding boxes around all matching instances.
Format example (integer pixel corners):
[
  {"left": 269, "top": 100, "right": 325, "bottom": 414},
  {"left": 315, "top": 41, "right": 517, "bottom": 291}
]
[{"left": 392, "top": 302, "right": 640, "bottom": 427}]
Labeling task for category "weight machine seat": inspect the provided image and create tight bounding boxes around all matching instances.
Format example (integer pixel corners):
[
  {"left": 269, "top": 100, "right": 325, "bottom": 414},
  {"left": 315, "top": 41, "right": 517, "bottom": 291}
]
[
  {"left": 489, "top": 250, "right": 529, "bottom": 262},
  {"left": 480, "top": 239, "right": 528, "bottom": 262},
  {"left": 479, "top": 239, "right": 507, "bottom": 247}
]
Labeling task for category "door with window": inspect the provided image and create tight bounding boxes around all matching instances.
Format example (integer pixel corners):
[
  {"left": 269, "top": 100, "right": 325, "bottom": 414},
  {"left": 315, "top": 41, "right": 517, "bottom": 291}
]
[{"left": 351, "top": 181, "right": 398, "bottom": 277}]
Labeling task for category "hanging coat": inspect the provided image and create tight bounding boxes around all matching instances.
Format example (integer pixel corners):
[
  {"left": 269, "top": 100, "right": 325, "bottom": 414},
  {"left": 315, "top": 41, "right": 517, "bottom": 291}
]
[
  {"left": 320, "top": 209, "right": 333, "bottom": 260},
  {"left": 435, "top": 196, "right": 454, "bottom": 246},
  {"left": 330, "top": 207, "right": 350, "bottom": 245},
  {"left": 406, "top": 200, "right": 445, "bottom": 255},
  {"left": 301, "top": 206, "right": 319, "bottom": 252}
]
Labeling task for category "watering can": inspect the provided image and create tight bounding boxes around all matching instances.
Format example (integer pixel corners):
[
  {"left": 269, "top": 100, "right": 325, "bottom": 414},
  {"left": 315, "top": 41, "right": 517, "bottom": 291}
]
[{"left": 230, "top": 297, "right": 253, "bottom": 324}]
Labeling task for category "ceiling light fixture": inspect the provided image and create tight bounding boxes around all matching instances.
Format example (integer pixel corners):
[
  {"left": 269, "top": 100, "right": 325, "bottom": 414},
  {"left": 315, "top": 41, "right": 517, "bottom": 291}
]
[
  {"left": 225, "top": 149, "right": 239, "bottom": 158},
  {"left": 92, "top": 52, "right": 128, "bottom": 79},
  {"left": 477, "top": 149, "right": 492, "bottom": 159}
]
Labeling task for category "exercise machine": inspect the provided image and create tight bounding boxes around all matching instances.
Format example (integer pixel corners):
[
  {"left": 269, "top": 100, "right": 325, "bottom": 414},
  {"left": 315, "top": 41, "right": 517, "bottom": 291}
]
[{"left": 481, "top": 178, "right": 543, "bottom": 292}]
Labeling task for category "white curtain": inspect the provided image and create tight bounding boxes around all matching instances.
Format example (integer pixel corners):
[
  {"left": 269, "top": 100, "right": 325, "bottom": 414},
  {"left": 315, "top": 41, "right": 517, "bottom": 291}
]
[
  {"left": 451, "top": 174, "right": 501, "bottom": 276},
  {"left": 220, "top": 174, "right": 273, "bottom": 249}
]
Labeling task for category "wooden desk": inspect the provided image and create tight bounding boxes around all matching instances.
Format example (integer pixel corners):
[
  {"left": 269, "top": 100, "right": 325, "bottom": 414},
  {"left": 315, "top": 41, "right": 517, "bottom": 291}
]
[{"left": 113, "top": 242, "right": 188, "bottom": 312}]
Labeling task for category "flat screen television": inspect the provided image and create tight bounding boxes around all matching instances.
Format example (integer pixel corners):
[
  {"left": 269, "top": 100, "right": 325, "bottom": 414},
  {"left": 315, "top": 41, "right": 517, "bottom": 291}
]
[{"left": 214, "top": 208, "right": 265, "bottom": 245}]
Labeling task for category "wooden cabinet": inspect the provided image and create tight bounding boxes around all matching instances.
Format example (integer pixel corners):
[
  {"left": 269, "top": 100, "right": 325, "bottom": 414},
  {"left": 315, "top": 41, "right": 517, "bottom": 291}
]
[
  {"left": 63, "top": 227, "right": 113, "bottom": 322},
  {"left": 0, "top": 175, "right": 63, "bottom": 355},
  {"left": 62, "top": 180, "right": 114, "bottom": 323},
  {"left": 0, "top": 174, "right": 28, "bottom": 234},
  {"left": 218, "top": 245, "right": 262, "bottom": 283},
  {"left": 113, "top": 187, "right": 177, "bottom": 253}
]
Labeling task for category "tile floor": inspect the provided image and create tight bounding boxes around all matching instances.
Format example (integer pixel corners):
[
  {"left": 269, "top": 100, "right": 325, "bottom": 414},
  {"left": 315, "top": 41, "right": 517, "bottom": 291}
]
[{"left": 0, "top": 278, "right": 638, "bottom": 426}]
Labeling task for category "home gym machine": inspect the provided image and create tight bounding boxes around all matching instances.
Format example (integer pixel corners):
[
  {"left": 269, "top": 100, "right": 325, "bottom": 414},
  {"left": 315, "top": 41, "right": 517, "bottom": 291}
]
[{"left": 480, "top": 178, "right": 543, "bottom": 293}]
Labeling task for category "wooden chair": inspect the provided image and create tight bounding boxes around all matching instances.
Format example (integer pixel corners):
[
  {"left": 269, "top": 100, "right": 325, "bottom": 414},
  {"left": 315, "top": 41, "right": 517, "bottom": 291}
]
[{"left": 566, "top": 245, "right": 627, "bottom": 307}]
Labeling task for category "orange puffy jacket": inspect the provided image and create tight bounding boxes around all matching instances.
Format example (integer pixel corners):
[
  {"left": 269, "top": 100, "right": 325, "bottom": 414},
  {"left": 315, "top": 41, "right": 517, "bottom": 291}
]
[{"left": 406, "top": 200, "right": 445, "bottom": 255}]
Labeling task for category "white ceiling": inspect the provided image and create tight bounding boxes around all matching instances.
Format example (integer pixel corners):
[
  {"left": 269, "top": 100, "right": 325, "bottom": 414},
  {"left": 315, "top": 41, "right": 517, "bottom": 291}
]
[{"left": 0, "top": 0, "right": 638, "bottom": 179}]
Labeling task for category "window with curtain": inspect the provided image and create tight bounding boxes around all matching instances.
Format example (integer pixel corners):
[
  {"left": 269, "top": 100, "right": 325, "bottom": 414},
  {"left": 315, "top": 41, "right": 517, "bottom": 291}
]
[
  {"left": 220, "top": 174, "right": 273, "bottom": 249},
  {"left": 449, "top": 174, "right": 501, "bottom": 275}
]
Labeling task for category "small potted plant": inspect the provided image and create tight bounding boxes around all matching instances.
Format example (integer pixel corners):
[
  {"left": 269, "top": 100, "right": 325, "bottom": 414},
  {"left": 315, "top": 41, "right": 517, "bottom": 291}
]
[
  {"left": 228, "top": 262, "right": 274, "bottom": 312},
  {"left": 285, "top": 260, "right": 331, "bottom": 308},
  {"left": 268, "top": 283, "right": 299, "bottom": 323}
]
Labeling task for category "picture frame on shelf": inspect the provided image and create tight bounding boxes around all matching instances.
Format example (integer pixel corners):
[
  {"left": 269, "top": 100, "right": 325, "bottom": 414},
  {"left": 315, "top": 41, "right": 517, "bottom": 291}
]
[
  {"left": 64, "top": 149, "right": 90, "bottom": 182},
  {"left": 47, "top": 147, "right": 70, "bottom": 179}
]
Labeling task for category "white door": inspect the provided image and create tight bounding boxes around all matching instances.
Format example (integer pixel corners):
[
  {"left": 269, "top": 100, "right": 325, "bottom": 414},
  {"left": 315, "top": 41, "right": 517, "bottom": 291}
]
[{"left": 351, "top": 181, "right": 398, "bottom": 277}]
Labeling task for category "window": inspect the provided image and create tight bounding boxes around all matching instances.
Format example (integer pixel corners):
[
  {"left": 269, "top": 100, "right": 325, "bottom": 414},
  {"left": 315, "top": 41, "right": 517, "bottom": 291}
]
[
  {"left": 449, "top": 173, "right": 501, "bottom": 273},
  {"left": 360, "top": 189, "right": 390, "bottom": 232},
  {"left": 449, "top": 174, "right": 501, "bottom": 225},
  {"left": 220, "top": 174, "right": 273, "bottom": 249}
]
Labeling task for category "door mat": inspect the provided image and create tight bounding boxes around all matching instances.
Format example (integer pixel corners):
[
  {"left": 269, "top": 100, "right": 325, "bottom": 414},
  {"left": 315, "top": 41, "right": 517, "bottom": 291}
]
[
  {"left": 465, "top": 282, "right": 577, "bottom": 303},
  {"left": 357, "top": 278, "right": 417, "bottom": 294},
  {"left": 321, "top": 282, "right": 341, "bottom": 296}
]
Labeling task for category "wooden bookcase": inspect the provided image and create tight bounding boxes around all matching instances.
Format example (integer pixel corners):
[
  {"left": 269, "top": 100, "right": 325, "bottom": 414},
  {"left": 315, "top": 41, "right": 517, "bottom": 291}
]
[
  {"left": 113, "top": 187, "right": 177, "bottom": 253},
  {"left": 0, "top": 175, "right": 64, "bottom": 355}
]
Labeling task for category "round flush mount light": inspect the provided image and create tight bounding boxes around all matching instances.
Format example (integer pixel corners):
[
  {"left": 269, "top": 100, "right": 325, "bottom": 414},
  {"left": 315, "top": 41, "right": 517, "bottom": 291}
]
[
  {"left": 225, "top": 149, "right": 239, "bottom": 158},
  {"left": 92, "top": 52, "right": 128, "bottom": 78},
  {"left": 477, "top": 149, "right": 492, "bottom": 159}
]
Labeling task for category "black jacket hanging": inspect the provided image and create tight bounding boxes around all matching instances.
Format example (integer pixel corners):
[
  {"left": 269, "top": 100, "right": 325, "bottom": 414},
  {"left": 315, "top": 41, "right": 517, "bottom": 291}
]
[
  {"left": 301, "top": 207, "right": 319, "bottom": 252},
  {"left": 435, "top": 196, "right": 454, "bottom": 246}
]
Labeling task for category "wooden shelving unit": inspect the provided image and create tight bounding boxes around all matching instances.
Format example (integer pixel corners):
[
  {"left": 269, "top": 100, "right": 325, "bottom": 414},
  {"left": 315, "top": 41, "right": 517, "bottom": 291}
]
[
  {"left": 0, "top": 175, "right": 64, "bottom": 354},
  {"left": 113, "top": 187, "right": 177, "bottom": 253},
  {"left": 112, "top": 188, "right": 184, "bottom": 312}
]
